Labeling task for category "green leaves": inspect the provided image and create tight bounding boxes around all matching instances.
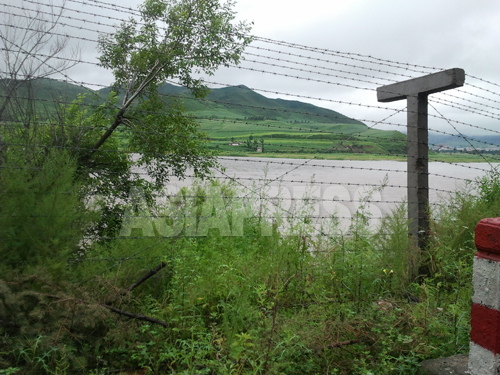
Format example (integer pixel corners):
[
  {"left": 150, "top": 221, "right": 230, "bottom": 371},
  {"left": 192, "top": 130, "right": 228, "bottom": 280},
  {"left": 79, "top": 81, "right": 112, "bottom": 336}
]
[
  {"left": 0, "top": 149, "right": 96, "bottom": 278},
  {"left": 98, "top": 0, "right": 252, "bottom": 99},
  {"left": 92, "top": 0, "right": 253, "bottom": 198},
  {"left": 128, "top": 95, "right": 218, "bottom": 188}
]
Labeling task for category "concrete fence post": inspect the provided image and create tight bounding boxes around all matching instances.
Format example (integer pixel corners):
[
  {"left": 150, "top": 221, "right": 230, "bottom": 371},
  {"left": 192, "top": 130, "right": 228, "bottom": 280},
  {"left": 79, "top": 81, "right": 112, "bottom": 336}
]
[
  {"left": 377, "top": 68, "right": 465, "bottom": 279},
  {"left": 469, "top": 217, "right": 500, "bottom": 374}
]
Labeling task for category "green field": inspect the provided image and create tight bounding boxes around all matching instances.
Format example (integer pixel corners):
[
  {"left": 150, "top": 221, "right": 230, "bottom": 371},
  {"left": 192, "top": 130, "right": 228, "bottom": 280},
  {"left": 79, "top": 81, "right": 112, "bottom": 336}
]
[
  {"left": 195, "top": 117, "right": 407, "bottom": 156},
  {"left": 210, "top": 149, "right": 496, "bottom": 163},
  {"left": 11, "top": 78, "right": 499, "bottom": 162}
]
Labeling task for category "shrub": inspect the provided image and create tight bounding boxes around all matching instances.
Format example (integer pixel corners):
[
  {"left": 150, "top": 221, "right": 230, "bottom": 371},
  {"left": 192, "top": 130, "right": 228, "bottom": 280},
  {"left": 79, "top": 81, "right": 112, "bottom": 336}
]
[{"left": 0, "top": 149, "right": 95, "bottom": 279}]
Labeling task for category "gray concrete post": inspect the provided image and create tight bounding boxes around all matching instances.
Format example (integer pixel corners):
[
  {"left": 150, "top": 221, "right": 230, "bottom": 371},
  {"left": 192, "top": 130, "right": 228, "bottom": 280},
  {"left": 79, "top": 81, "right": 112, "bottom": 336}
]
[
  {"left": 377, "top": 68, "right": 465, "bottom": 258},
  {"left": 406, "top": 94, "right": 429, "bottom": 251}
]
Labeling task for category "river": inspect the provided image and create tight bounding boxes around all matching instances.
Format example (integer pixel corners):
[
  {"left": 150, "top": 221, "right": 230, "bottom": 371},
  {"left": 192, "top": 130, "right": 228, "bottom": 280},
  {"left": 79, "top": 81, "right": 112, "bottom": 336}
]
[{"left": 140, "top": 157, "right": 497, "bottom": 232}]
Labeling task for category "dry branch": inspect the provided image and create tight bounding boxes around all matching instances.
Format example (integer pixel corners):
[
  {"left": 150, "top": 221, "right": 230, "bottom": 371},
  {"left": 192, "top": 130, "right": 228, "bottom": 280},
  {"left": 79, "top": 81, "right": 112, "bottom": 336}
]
[
  {"left": 100, "top": 303, "right": 168, "bottom": 328},
  {"left": 44, "top": 292, "right": 169, "bottom": 328},
  {"left": 126, "top": 261, "right": 167, "bottom": 292}
]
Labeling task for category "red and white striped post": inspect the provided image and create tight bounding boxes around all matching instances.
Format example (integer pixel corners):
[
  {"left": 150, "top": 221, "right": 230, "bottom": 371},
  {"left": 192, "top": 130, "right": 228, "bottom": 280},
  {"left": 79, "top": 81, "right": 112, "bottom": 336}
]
[{"left": 469, "top": 217, "right": 500, "bottom": 374}]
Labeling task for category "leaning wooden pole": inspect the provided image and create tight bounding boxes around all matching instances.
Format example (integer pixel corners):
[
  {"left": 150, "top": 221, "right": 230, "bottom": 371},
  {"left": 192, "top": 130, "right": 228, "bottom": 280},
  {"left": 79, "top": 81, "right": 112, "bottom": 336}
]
[{"left": 377, "top": 68, "right": 465, "bottom": 277}]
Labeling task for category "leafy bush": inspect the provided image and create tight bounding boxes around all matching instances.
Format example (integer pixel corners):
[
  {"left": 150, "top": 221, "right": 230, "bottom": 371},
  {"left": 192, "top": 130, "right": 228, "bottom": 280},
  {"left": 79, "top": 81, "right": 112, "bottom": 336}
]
[
  {"left": 0, "top": 149, "right": 95, "bottom": 279},
  {"left": 4, "top": 169, "right": 500, "bottom": 374}
]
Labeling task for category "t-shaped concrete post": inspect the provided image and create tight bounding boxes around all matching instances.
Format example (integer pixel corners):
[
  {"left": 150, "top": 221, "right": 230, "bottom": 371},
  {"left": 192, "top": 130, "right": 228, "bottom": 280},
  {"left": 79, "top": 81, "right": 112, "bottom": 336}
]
[{"left": 377, "top": 68, "right": 465, "bottom": 256}]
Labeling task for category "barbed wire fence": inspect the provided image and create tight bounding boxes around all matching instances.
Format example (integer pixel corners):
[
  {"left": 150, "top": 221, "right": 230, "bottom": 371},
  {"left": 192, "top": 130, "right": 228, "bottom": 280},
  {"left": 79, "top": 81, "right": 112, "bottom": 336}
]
[{"left": 1, "top": 0, "right": 499, "bottom": 293}]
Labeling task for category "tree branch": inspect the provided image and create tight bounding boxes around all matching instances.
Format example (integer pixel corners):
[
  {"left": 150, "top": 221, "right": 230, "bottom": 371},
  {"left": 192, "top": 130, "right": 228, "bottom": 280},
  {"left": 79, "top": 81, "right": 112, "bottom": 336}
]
[
  {"left": 89, "top": 4, "right": 197, "bottom": 156},
  {"left": 126, "top": 261, "right": 168, "bottom": 293},
  {"left": 91, "top": 106, "right": 127, "bottom": 151},
  {"left": 100, "top": 303, "right": 168, "bottom": 328},
  {"left": 45, "top": 293, "right": 169, "bottom": 329},
  {"left": 89, "top": 60, "right": 163, "bottom": 154}
]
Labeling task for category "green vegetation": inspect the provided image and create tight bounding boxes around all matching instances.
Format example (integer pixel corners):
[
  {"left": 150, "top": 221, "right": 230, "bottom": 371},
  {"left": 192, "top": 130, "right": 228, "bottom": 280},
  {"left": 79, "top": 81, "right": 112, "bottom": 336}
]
[
  {"left": 185, "top": 149, "right": 493, "bottom": 163},
  {"left": 7, "top": 76, "right": 500, "bottom": 164},
  {"left": 2, "top": 1, "right": 498, "bottom": 372},
  {"left": 11, "top": 79, "right": 499, "bottom": 163},
  {"left": 0, "top": 76, "right": 492, "bottom": 373},
  {"left": 2, "top": 143, "right": 499, "bottom": 373},
  {"left": 3, "top": 78, "right": 410, "bottom": 159}
]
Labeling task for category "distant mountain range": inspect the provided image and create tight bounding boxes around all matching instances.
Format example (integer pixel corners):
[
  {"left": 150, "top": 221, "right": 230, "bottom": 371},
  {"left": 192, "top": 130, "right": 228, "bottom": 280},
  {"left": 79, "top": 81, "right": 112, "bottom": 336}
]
[
  {"left": 428, "top": 134, "right": 500, "bottom": 149},
  {"left": 11, "top": 77, "right": 366, "bottom": 124},
  {"left": 5, "top": 78, "right": 494, "bottom": 147},
  {"left": 4, "top": 78, "right": 412, "bottom": 155},
  {"left": 1, "top": 77, "right": 371, "bottom": 127},
  {"left": 97, "top": 82, "right": 365, "bottom": 126}
]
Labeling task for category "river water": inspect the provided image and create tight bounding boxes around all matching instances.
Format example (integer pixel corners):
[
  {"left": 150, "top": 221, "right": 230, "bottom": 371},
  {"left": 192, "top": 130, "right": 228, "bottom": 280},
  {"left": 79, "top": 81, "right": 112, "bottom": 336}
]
[{"left": 149, "top": 157, "right": 497, "bottom": 231}]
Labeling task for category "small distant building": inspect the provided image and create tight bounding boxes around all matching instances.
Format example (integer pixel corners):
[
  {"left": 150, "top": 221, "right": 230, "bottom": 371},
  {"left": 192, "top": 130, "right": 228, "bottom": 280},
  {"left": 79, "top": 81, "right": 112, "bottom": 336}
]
[
  {"left": 256, "top": 147, "right": 263, "bottom": 153},
  {"left": 229, "top": 142, "right": 240, "bottom": 146}
]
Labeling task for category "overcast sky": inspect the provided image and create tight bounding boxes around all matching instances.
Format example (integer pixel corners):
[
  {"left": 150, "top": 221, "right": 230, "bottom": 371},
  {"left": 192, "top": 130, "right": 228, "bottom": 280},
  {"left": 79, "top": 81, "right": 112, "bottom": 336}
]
[
  {"left": 2, "top": 0, "right": 500, "bottom": 136},
  {"left": 227, "top": 0, "right": 500, "bottom": 135}
]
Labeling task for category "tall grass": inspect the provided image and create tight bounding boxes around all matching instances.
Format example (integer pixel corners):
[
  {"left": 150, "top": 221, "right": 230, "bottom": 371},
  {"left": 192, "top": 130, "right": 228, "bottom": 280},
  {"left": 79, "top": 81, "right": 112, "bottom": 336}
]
[{"left": 2, "top": 169, "right": 500, "bottom": 374}]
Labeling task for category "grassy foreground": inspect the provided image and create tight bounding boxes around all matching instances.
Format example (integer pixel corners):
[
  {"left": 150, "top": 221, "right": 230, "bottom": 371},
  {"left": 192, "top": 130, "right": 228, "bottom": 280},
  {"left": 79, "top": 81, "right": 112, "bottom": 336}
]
[{"left": 2, "top": 152, "right": 500, "bottom": 374}]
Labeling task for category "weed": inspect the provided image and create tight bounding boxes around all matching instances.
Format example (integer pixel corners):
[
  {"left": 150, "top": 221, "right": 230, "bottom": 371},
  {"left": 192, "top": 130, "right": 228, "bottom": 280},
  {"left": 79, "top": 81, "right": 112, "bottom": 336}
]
[{"left": 3, "top": 169, "right": 498, "bottom": 373}]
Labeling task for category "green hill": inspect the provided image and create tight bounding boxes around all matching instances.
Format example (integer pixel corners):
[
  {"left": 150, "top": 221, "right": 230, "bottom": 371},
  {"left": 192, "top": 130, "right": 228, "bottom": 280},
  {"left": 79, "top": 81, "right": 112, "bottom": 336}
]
[
  {"left": 157, "top": 83, "right": 364, "bottom": 125},
  {"left": 0, "top": 78, "right": 91, "bottom": 119},
  {"left": 150, "top": 83, "right": 406, "bottom": 156},
  {"left": 0, "top": 77, "right": 90, "bottom": 101},
  {"left": 2, "top": 78, "right": 407, "bottom": 157}
]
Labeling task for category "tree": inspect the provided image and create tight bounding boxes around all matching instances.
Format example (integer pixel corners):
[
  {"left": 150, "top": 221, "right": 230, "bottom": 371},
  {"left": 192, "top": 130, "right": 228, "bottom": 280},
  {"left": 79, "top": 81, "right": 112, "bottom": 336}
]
[
  {"left": 65, "top": 0, "right": 253, "bottom": 237},
  {"left": 88, "top": 0, "right": 253, "bottom": 188},
  {"left": 0, "top": 0, "right": 253, "bottom": 239},
  {"left": 0, "top": 0, "right": 81, "bottom": 168},
  {"left": 0, "top": 0, "right": 79, "bottom": 120}
]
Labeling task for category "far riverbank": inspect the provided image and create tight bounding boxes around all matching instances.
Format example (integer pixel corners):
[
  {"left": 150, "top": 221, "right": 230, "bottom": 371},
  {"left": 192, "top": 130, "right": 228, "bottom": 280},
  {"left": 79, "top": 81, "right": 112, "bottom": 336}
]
[{"left": 215, "top": 151, "right": 496, "bottom": 163}]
